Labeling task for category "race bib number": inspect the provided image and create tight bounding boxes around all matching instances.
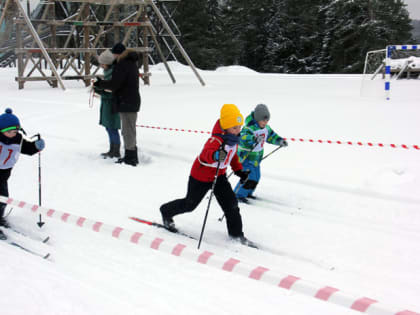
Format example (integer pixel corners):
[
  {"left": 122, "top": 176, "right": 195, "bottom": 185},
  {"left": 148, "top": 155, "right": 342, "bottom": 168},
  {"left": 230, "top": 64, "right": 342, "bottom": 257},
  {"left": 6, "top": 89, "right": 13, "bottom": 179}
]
[
  {"left": 253, "top": 128, "right": 268, "bottom": 152},
  {"left": 0, "top": 143, "right": 20, "bottom": 169}
]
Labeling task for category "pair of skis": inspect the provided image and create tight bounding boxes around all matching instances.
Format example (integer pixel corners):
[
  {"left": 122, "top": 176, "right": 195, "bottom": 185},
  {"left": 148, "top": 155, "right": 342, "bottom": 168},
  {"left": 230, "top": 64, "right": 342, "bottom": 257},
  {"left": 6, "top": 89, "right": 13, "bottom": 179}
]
[
  {"left": 129, "top": 216, "right": 335, "bottom": 270},
  {"left": 129, "top": 216, "right": 259, "bottom": 249},
  {"left": 0, "top": 226, "right": 51, "bottom": 260}
]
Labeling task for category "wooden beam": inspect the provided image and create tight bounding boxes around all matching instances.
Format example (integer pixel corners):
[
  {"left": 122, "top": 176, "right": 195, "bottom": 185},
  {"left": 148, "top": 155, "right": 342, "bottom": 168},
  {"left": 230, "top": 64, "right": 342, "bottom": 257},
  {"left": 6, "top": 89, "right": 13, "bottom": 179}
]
[
  {"left": 15, "top": 75, "right": 102, "bottom": 81},
  {"left": 15, "top": 47, "right": 153, "bottom": 53},
  {"left": 15, "top": 19, "right": 152, "bottom": 27},
  {"left": 54, "top": 0, "right": 146, "bottom": 4},
  {"left": 13, "top": 0, "right": 66, "bottom": 90},
  {"left": 147, "top": 0, "right": 205, "bottom": 86}
]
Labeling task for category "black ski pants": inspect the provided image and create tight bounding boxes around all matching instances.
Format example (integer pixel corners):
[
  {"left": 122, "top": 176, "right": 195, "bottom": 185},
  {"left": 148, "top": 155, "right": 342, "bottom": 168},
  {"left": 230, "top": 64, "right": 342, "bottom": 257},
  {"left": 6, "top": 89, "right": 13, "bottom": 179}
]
[
  {"left": 0, "top": 173, "right": 10, "bottom": 218},
  {"left": 160, "top": 175, "right": 244, "bottom": 237}
]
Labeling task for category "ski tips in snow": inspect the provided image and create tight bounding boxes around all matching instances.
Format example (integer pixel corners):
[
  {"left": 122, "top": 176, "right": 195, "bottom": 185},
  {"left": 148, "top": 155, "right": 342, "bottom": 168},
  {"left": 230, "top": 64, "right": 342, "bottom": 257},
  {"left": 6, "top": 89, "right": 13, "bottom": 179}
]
[{"left": 0, "top": 227, "right": 51, "bottom": 260}]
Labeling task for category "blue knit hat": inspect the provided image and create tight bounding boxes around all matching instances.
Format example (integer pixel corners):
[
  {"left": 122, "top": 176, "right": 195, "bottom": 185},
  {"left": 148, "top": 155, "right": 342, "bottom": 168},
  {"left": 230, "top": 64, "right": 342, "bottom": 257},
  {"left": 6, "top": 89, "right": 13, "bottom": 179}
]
[{"left": 0, "top": 108, "right": 20, "bottom": 133}]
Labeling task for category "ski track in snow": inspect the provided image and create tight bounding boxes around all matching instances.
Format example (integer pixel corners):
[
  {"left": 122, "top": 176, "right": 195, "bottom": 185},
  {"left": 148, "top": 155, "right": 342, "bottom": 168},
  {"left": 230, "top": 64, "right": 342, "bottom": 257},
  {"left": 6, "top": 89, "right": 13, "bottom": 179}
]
[{"left": 1, "top": 67, "right": 420, "bottom": 314}]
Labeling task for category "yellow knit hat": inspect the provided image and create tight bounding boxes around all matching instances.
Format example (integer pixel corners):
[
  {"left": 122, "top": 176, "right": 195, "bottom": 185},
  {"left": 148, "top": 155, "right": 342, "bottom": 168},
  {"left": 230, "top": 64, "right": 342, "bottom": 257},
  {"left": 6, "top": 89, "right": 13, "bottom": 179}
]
[{"left": 220, "top": 104, "right": 244, "bottom": 130}]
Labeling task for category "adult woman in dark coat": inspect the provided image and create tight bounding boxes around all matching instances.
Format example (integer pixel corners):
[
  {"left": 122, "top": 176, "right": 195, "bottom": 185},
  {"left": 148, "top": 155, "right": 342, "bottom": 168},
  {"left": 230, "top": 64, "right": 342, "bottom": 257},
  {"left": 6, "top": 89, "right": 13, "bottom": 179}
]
[{"left": 94, "top": 43, "right": 141, "bottom": 166}]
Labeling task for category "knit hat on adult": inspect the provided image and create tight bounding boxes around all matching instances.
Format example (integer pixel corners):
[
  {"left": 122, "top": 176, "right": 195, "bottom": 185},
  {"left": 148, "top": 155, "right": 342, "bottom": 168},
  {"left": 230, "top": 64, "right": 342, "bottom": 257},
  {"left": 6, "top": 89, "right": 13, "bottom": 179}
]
[
  {"left": 253, "top": 103, "right": 270, "bottom": 121},
  {"left": 0, "top": 108, "right": 20, "bottom": 132},
  {"left": 220, "top": 104, "right": 244, "bottom": 130},
  {"left": 111, "top": 43, "right": 126, "bottom": 55},
  {"left": 98, "top": 49, "right": 114, "bottom": 65}
]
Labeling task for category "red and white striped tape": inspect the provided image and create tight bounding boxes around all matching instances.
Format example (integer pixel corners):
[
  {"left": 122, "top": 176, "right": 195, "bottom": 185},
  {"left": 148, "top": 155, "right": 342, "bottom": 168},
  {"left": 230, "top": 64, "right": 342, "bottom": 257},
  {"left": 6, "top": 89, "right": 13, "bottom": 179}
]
[
  {"left": 2, "top": 196, "right": 418, "bottom": 315},
  {"left": 137, "top": 124, "right": 420, "bottom": 151}
]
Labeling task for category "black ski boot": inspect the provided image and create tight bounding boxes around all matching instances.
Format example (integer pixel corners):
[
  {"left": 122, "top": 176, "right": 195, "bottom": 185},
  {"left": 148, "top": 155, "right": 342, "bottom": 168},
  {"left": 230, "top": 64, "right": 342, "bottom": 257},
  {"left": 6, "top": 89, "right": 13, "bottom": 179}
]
[
  {"left": 0, "top": 229, "right": 6, "bottom": 240},
  {"left": 0, "top": 217, "right": 10, "bottom": 228},
  {"left": 160, "top": 211, "right": 177, "bottom": 233},
  {"left": 230, "top": 235, "right": 258, "bottom": 249},
  {"left": 116, "top": 148, "right": 138, "bottom": 166},
  {"left": 100, "top": 144, "right": 112, "bottom": 159},
  {"left": 109, "top": 143, "right": 121, "bottom": 158}
]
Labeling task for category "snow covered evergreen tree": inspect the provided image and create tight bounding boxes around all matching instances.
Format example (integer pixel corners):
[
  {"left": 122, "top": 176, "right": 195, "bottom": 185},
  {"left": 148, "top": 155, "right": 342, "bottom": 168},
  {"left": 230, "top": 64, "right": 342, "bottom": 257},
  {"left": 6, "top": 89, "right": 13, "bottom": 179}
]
[
  {"left": 262, "top": 0, "right": 324, "bottom": 73},
  {"left": 318, "top": 0, "right": 412, "bottom": 73},
  {"left": 222, "top": 0, "right": 273, "bottom": 70},
  {"left": 173, "top": 0, "right": 413, "bottom": 73},
  {"left": 174, "top": 0, "right": 225, "bottom": 69}
]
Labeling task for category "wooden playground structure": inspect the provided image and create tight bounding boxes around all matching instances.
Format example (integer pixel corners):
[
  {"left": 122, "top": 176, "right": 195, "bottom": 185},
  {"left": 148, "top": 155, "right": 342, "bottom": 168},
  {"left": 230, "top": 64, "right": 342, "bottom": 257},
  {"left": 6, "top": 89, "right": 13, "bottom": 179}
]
[{"left": 0, "top": 0, "right": 205, "bottom": 90}]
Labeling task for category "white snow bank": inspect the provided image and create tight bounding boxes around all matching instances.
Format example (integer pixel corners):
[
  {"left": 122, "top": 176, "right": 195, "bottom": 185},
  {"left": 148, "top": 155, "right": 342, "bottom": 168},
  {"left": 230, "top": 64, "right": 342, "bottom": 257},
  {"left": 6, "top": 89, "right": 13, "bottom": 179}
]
[{"left": 215, "top": 65, "right": 258, "bottom": 74}]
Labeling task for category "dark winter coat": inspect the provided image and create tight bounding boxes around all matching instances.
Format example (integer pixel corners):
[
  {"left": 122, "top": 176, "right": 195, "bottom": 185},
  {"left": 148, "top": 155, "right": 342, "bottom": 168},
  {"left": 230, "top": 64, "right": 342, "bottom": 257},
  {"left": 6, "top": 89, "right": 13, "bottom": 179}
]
[
  {"left": 98, "top": 49, "right": 141, "bottom": 113},
  {"left": 94, "top": 66, "right": 121, "bottom": 130},
  {"left": 190, "top": 119, "right": 243, "bottom": 182},
  {"left": 0, "top": 132, "right": 39, "bottom": 182}
]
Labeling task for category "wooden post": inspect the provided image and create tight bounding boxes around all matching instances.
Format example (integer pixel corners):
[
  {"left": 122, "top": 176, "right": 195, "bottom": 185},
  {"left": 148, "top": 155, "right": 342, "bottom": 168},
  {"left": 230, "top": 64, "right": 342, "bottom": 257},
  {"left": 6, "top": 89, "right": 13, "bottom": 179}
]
[
  {"left": 140, "top": 9, "right": 149, "bottom": 85},
  {"left": 16, "top": 23, "right": 24, "bottom": 89},
  {"left": 147, "top": 0, "right": 205, "bottom": 86},
  {"left": 49, "top": 0, "right": 58, "bottom": 87},
  {"left": 83, "top": 5, "right": 90, "bottom": 86},
  {"left": 113, "top": 6, "right": 120, "bottom": 43},
  {"left": 149, "top": 26, "right": 175, "bottom": 84},
  {"left": 13, "top": 0, "right": 65, "bottom": 90}
]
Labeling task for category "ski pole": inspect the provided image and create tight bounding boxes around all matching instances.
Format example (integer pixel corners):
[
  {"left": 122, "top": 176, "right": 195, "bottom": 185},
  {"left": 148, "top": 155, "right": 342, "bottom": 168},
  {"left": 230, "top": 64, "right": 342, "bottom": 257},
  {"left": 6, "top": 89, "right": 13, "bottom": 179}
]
[
  {"left": 218, "top": 177, "right": 245, "bottom": 222},
  {"left": 218, "top": 144, "right": 284, "bottom": 222},
  {"left": 37, "top": 134, "right": 42, "bottom": 207},
  {"left": 30, "top": 133, "right": 42, "bottom": 206},
  {"left": 218, "top": 141, "right": 259, "bottom": 222},
  {"left": 261, "top": 145, "right": 282, "bottom": 162},
  {"left": 198, "top": 146, "right": 223, "bottom": 249},
  {"left": 31, "top": 134, "right": 45, "bottom": 228}
]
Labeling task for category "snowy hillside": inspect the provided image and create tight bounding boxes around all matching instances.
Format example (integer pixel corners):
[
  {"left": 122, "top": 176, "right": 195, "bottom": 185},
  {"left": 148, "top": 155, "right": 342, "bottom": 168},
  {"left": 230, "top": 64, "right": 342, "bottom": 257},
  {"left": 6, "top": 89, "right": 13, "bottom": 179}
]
[{"left": 0, "top": 65, "right": 419, "bottom": 315}]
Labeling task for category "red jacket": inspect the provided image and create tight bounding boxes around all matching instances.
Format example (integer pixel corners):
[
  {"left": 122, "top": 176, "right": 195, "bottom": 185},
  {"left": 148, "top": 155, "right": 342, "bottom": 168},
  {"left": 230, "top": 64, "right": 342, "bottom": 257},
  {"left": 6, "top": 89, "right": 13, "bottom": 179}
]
[{"left": 190, "top": 120, "right": 243, "bottom": 182}]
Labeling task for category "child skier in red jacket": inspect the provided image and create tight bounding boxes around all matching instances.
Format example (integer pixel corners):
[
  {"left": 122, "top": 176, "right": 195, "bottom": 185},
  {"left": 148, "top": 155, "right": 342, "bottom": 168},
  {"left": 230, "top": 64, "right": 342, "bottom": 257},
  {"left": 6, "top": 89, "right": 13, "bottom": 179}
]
[{"left": 160, "top": 104, "right": 251, "bottom": 244}]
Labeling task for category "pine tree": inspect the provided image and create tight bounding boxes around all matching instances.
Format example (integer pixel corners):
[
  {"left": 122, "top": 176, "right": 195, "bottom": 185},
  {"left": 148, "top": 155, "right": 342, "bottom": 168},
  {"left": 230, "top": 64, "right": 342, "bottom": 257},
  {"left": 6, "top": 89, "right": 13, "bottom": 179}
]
[
  {"left": 222, "top": 0, "right": 274, "bottom": 71},
  {"left": 262, "top": 0, "right": 325, "bottom": 73},
  {"left": 319, "top": 0, "right": 413, "bottom": 73},
  {"left": 174, "top": 0, "right": 224, "bottom": 69}
]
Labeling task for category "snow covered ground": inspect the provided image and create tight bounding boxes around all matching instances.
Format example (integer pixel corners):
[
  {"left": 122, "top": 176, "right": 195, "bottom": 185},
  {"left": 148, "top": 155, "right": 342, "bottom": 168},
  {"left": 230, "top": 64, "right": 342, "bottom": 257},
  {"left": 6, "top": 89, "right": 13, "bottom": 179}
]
[{"left": 0, "top": 63, "right": 419, "bottom": 315}]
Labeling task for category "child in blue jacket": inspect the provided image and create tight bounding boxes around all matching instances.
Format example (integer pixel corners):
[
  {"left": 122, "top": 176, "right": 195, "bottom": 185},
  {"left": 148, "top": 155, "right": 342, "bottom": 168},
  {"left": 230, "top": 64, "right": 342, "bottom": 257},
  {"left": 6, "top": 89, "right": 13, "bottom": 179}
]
[{"left": 234, "top": 104, "right": 287, "bottom": 203}]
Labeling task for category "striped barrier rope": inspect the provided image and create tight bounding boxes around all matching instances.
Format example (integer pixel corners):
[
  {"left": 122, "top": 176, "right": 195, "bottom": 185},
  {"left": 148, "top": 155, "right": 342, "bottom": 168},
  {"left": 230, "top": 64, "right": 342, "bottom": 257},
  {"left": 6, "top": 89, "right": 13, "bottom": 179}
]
[
  {"left": 1, "top": 196, "right": 418, "bottom": 315},
  {"left": 137, "top": 124, "right": 420, "bottom": 151}
]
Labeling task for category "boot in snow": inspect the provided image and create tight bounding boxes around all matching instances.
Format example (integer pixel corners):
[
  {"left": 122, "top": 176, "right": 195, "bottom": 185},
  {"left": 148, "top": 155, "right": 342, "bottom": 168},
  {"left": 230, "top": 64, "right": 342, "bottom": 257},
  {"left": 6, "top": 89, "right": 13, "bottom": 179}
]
[
  {"left": 0, "top": 217, "right": 10, "bottom": 228},
  {"left": 109, "top": 143, "right": 121, "bottom": 158},
  {"left": 0, "top": 229, "right": 6, "bottom": 240},
  {"left": 230, "top": 235, "right": 258, "bottom": 249},
  {"left": 116, "top": 148, "right": 138, "bottom": 166},
  {"left": 100, "top": 144, "right": 112, "bottom": 159},
  {"left": 161, "top": 213, "right": 177, "bottom": 233}
]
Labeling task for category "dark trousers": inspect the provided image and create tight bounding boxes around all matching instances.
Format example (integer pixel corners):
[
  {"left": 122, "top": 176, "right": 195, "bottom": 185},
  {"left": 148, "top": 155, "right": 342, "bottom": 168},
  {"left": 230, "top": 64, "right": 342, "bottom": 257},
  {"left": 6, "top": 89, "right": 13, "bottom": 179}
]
[
  {"left": 160, "top": 175, "right": 244, "bottom": 237},
  {"left": 0, "top": 179, "right": 9, "bottom": 218}
]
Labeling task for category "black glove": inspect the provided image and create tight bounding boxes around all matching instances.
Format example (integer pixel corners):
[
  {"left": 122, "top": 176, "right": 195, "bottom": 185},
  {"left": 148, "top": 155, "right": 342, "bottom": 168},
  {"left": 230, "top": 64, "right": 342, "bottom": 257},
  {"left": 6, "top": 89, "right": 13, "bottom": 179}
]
[
  {"left": 93, "top": 77, "right": 102, "bottom": 87},
  {"left": 235, "top": 169, "right": 250, "bottom": 184},
  {"left": 278, "top": 138, "right": 288, "bottom": 148},
  {"left": 213, "top": 148, "right": 227, "bottom": 162}
]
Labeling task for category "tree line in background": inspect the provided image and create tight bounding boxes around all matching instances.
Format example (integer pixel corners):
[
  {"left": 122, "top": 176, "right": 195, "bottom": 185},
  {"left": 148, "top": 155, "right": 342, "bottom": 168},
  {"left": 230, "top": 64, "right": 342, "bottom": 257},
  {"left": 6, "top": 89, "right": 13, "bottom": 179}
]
[
  {"left": 174, "top": 0, "right": 414, "bottom": 73},
  {"left": 413, "top": 20, "right": 420, "bottom": 42}
]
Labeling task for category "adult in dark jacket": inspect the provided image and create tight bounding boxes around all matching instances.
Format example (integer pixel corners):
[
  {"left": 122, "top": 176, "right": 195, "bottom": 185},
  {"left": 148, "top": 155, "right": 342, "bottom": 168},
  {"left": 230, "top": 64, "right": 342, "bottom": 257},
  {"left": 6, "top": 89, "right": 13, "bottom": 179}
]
[{"left": 94, "top": 43, "right": 141, "bottom": 166}]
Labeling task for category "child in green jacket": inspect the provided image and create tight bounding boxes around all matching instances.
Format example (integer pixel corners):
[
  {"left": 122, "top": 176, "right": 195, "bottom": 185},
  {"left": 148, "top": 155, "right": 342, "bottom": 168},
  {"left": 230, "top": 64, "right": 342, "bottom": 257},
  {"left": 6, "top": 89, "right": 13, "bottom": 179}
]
[{"left": 234, "top": 104, "right": 287, "bottom": 203}]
